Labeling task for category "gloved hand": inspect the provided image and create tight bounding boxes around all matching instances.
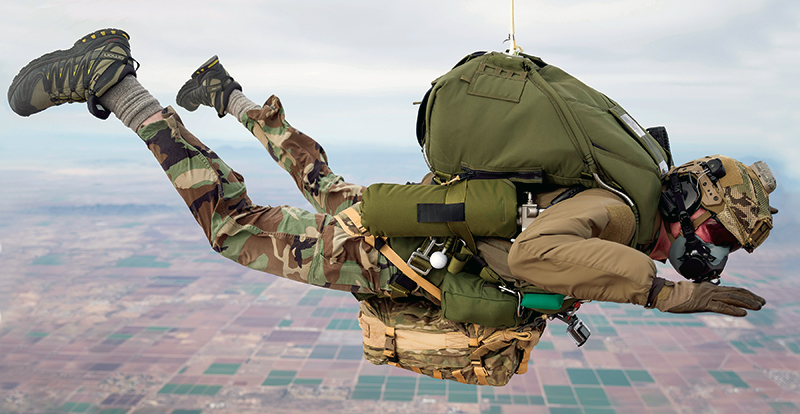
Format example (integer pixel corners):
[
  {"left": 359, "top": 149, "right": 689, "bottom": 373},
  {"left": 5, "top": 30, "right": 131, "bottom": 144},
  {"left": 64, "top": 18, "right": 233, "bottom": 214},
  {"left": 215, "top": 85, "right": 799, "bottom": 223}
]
[{"left": 655, "top": 281, "right": 766, "bottom": 317}]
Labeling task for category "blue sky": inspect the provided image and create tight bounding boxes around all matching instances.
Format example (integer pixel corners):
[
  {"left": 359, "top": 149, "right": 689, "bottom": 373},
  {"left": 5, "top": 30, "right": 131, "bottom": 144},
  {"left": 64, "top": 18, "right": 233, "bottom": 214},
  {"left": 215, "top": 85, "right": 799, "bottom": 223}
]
[{"left": 1, "top": 1, "right": 798, "bottom": 218}]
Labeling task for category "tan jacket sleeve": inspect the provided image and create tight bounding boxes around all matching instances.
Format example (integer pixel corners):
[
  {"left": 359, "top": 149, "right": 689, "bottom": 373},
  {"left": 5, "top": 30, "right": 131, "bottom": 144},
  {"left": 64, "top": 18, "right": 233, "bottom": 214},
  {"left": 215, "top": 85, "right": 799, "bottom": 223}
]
[{"left": 507, "top": 188, "right": 657, "bottom": 306}]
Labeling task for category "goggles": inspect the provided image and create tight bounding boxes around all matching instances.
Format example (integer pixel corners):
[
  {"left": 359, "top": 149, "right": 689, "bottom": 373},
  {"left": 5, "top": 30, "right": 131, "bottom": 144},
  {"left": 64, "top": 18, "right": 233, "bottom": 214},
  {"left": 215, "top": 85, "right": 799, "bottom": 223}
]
[{"left": 697, "top": 217, "right": 742, "bottom": 252}]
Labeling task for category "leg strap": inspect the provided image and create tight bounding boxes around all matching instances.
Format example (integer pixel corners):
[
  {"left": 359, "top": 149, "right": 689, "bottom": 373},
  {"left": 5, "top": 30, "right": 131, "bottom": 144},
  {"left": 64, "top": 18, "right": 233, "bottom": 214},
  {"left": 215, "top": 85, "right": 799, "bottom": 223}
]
[{"left": 335, "top": 207, "right": 442, "bottom": 303}]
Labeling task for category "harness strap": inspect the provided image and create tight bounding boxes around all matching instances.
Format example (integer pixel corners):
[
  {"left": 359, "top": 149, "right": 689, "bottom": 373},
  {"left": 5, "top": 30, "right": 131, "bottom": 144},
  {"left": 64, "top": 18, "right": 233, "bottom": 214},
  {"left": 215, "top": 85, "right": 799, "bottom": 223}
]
[
  {"left": 516, "top": 329, "right": 540, "bottom": 375},
  {"left": 468, "top": 325, "right": 490, "bottom": 386},
  {"left": 444, "top": 180, "right": 477, "bottom": 254},
  {"left": 336, "top": 207, "right": 442, "bottom": 302},
  {"left": 452, "top": 369, "right": 468, "bottom": 384},
  {"left": 384, "top": 326, "right": 398, "bottom": 366},
  {"left": 473, "top": 362, "right": 490, "bottom": 386}
]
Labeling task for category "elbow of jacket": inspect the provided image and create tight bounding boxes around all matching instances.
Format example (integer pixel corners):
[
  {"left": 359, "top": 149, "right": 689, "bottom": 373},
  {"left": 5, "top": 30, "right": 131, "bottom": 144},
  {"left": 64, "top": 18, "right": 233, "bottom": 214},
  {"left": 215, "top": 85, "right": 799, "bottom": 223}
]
[{"left": 508, "top": 239, "right": 544, "bottom": 281}]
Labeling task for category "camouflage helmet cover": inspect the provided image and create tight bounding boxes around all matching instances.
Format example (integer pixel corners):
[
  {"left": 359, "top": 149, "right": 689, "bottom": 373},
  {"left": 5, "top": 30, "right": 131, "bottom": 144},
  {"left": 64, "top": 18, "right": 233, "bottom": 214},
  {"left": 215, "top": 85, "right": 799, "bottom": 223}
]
[{"left": 668, "top": 155, "right": 776, "bottom": 253}]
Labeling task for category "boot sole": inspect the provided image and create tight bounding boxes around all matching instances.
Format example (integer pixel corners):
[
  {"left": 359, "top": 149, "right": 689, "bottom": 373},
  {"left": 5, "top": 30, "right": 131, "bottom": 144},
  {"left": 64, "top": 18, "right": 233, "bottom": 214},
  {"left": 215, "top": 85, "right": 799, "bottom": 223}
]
[
  {"left": 8, "top": 28, "right": 130, "bottom": 116},
  {"left": 175, "top": 55, "right": 221, "bottom": 112}
]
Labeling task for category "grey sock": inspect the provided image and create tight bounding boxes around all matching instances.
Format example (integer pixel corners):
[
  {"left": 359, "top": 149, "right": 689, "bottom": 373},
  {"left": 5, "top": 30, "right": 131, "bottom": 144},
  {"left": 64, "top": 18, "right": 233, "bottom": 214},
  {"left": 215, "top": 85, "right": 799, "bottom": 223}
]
[
  {"left": 227, "top": 89, "right": 261, "bottom": 121},
  {"left": 98, "top": 75, "right": 163, "bottom": 131}
]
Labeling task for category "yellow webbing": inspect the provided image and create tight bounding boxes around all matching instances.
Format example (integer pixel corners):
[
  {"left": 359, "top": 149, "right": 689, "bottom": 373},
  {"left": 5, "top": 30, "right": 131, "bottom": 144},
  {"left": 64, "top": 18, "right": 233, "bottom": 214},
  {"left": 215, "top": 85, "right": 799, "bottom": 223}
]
[
  {"left": 473, "top": 363, "right": 490, "bottom": 386},
  {"left": 452, "top": 369, "right": 467, "bottom": 384},
  {"left": 515, "top": 327, "right": 542, "bottom": 375},
  {"left": 516, "top": 339, "right": 536, "bottom": 375},
  {"left": 384, "top": 326, "right": 398, "bottom": 367},
  {"left": 433, "top": 370, "right": 443, "bottom": 380},
  {"left": 337, "top": 207, "right": 442, "bottom": 301},
  {"left": 469, "top": 325, "right": 489, "bottom": 386}
]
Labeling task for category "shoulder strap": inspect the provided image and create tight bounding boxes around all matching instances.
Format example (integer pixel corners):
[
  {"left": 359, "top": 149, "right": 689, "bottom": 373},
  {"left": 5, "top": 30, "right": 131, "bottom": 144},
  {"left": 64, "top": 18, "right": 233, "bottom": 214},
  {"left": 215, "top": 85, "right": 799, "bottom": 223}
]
[{"left": 335, "top": 207, "right": 442, "bottom": 303}]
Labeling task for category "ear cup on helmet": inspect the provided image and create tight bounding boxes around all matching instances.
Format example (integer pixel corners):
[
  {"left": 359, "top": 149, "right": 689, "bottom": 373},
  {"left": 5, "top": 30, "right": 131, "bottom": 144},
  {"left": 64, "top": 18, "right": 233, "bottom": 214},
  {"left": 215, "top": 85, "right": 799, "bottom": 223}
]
[{"left": 659, "top": 174, "right": 702, "bottom": 222}]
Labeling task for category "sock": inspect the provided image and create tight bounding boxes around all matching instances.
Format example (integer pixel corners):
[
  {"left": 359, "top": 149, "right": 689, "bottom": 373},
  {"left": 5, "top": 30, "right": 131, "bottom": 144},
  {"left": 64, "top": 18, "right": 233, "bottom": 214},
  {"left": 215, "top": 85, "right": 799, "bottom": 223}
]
[
  {"left": 98, "top": 75, "right": 163, "bottom": 131},
  {"left": 226, "top": 89, "right": 261, "bottom": 121}
]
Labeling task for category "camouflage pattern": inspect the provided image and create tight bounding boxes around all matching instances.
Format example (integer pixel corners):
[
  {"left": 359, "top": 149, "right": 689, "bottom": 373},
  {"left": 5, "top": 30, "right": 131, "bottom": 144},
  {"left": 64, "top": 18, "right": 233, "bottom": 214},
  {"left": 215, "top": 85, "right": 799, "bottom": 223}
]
[
  {"left": 359, "top": 295, "right": 542, "bottom": 386},
  {"left": 241, "top": 96, "right": 367, "bottom": 216},
  {"left": 671, "top": 155, "right": 776, "bottom": 252},
  {"left": 8, "top": 28, "right": 136, "bottom": 117},
  {"left": 136, "top": 102, "right": 393, "bottom": 295},
  {"left": 134, "top": 95, "right": 548, "bottom": 386}
]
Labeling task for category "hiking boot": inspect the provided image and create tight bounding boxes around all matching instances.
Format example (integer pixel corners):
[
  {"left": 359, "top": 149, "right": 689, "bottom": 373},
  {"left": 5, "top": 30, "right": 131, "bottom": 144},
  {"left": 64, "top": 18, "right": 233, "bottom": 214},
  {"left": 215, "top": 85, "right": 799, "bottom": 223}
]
[
  {"left": 7, "top": 28, "right": 137, "bottom": 119},
  {"left": 176, "top": 55, "right": 241, "bottom": 118}
]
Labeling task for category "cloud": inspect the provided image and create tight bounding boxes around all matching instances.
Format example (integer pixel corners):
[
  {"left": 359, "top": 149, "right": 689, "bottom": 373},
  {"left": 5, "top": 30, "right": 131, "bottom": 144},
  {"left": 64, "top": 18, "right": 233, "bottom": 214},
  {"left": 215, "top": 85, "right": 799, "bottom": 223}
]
[{"left": 1, "top": 0, "right": 798, "bottom": 186}]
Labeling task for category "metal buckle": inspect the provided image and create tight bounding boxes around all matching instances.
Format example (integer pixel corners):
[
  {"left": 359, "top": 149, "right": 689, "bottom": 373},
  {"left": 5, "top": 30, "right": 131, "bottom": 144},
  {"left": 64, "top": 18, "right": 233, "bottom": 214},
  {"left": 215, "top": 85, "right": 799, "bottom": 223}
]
[
  {"left": 407, "top": 237, "right": 442, "bottom": 276},
  {"left": 498, "top": 285, "right": 524, "bottom": 318}
]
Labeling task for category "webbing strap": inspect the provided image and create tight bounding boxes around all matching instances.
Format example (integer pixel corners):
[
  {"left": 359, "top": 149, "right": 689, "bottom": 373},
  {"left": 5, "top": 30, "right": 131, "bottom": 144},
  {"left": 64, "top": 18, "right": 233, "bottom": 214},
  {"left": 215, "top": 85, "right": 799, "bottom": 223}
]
[
  {"left": 452, "top": 369, "right": 467, "bottom": 384},
  {"left": 473, "top": 363, "right": 490, "bottom": 386},
  {"left": 384, "top": 326, "right": 396, "bottom": 357},
  {"left": 384, "top": 326, "right": 398, "bottom": 366},
  {"left": 433, "top": 370, "right": 443, "bottom": 380},
  {"left": 516, "top": 326, "right": 541, "bottom": 375},
  {"left": 516, "top": 339, "right": 536, "bottom": 375},
  {"left": 691, "top": 210, "right": 713, "bottom": 229},
  {"left": 446, "top": 241, "right": 471, "bottom": 274},
  {"left": 444, "top": 180, "right": 477, "bottom": 254},
  {"left": 338, "top": 207, "right": 442, "bottom": 302},
  {"left": 469, "top": 325, "right": 489, "bottom": 386}
]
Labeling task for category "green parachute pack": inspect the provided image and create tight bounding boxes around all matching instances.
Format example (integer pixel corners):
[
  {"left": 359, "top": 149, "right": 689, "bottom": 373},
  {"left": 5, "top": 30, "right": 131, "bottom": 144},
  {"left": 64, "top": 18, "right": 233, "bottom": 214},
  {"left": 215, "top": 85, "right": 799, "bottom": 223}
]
[
  {"left": 340, "top": 51, "right": 674, "bottom": 386},
  {"left": 362, "top": 51, "right": 672, "bottom": 251}
]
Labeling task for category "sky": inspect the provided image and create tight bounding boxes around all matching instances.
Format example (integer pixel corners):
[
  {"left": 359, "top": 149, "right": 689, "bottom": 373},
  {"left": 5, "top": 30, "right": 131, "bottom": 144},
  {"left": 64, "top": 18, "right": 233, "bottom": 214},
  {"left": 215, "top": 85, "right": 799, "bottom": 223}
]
[{"left": 0, "top": 1, "right": 798, "bottom": 214}]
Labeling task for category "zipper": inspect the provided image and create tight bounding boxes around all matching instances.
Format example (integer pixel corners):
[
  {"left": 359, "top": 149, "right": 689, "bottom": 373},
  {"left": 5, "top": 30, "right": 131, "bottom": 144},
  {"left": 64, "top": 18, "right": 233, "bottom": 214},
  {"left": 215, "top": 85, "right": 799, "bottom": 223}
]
[{"left": 458, "top": 167, "right": 543, "bottom": 182}]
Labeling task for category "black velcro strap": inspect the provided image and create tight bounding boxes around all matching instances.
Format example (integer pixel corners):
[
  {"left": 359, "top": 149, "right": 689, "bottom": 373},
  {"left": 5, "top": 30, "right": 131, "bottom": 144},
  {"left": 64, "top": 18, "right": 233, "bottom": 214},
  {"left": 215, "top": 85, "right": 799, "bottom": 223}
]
[
  {"left": 646, "top": 277, "right": 668, "bottom": 308},
  {"left": 417, "top": 203, "right": 465, "bottom": 223}
]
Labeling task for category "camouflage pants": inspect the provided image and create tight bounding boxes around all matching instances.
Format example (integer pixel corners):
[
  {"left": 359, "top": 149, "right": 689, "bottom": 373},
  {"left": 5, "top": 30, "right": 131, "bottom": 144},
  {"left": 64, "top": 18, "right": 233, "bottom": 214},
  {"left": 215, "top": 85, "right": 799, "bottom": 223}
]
[{"left": 136, "top": 96, "right": 391, "bottom": 294}]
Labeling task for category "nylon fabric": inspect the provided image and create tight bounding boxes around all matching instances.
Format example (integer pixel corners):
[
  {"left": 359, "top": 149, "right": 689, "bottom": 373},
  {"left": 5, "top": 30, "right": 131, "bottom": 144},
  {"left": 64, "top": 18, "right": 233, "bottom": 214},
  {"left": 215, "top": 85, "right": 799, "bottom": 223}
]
[
  {"left": 508, "top": 189, "right": 657, "bottom": 306},
  {"left": 419, "top": 52, "right": 669, "bottom": 247}
]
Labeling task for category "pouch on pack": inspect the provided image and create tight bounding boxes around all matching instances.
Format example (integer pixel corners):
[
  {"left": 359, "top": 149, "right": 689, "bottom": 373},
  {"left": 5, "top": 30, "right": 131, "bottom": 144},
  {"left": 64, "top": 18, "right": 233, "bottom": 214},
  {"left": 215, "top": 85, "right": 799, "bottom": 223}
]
[{"left": 358, "top": 295, "right": 543, "bottom": 386}]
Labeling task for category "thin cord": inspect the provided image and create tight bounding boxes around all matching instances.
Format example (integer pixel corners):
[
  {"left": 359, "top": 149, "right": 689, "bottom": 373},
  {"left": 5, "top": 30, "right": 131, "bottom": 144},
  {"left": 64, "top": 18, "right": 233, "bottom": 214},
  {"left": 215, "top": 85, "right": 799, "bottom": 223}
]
[{"left": 508, "top": 0, "right": 524, "bottom": 55}]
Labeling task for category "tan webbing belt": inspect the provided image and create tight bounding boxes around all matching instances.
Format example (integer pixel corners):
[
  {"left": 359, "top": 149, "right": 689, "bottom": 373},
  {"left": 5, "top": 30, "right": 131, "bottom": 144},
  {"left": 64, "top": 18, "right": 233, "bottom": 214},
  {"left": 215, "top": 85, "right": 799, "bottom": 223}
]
[
  {"left": 384, "top": 326, "right": 398, "bottom": 367},
  {"left": 336, "top": 207, "right": 442, "bottom": 302}
]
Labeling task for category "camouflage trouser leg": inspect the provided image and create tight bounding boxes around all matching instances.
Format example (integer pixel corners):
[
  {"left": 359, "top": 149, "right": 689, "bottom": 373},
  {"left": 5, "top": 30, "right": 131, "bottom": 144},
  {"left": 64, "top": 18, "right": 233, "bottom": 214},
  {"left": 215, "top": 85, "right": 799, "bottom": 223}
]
[
  {"left": 240, "top": 95, "right": 365, "bottom": 216},
  {"left": 136, "top": 106, "right": 390, "bottom": 295}
]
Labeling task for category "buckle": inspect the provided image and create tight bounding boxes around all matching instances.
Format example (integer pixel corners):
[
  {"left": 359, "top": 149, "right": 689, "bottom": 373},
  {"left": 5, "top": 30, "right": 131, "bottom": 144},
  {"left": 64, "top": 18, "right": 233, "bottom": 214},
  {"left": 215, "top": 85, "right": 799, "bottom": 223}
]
[
  {"left": 498, "top": 285, "right": 524, "bottom": 318},
  {"left": 407, "top": 237, "right": 444, "bottom": 276}
]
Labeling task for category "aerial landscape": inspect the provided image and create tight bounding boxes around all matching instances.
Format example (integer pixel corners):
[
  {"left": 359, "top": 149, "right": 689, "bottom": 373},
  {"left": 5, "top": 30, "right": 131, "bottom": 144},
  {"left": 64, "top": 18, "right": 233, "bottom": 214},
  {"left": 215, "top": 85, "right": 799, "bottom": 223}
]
[
  {"left": 0, "top": 145, "right": 797, "bottom": 414},
  {"left": 1, "top": 2, "right": 799, "bottom": 413}
]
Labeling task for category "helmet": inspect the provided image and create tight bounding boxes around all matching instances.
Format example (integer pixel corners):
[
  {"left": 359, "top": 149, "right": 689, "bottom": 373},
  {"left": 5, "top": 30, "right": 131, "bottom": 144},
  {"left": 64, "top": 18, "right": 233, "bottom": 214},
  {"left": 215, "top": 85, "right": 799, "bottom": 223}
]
[
  {"left": 659, "top": 155, "right": 777, "bottom": 282},
  {"left": 661, "top": 155, "right": 776, "bottom": 252}
]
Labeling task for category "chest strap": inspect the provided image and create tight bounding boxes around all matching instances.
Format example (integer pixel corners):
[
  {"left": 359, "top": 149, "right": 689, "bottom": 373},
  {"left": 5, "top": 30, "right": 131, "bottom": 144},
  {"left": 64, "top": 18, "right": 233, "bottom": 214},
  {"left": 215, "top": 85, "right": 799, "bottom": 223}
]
[{"left": 335, "top": 207, "right": 442, "bottom": 303}]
